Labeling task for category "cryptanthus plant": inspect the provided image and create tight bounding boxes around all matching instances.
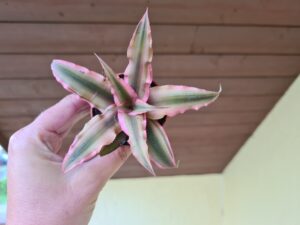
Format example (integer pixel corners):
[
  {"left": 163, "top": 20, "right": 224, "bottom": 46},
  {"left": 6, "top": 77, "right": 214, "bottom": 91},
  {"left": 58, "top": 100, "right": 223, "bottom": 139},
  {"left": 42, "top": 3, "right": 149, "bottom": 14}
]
[{"left": 51, "top": 10, "right": 221, "bottom": 175}]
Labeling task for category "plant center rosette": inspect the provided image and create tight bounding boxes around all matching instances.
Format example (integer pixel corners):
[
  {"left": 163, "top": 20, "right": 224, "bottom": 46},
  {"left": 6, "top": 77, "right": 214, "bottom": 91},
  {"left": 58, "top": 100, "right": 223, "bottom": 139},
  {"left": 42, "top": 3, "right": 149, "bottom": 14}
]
[
  {"left": 51, "top": 10, "right": 221, "bottom": 175},
  {"left": 91, "top": 77, "right": 167, "bottom": 151}
]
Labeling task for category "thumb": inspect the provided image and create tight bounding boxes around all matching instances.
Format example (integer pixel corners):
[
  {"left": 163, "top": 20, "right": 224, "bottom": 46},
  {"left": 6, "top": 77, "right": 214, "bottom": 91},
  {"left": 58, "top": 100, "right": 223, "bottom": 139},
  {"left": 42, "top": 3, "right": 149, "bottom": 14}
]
[{"left": 70, "top": 146, "right": 131, "bottom": 193}]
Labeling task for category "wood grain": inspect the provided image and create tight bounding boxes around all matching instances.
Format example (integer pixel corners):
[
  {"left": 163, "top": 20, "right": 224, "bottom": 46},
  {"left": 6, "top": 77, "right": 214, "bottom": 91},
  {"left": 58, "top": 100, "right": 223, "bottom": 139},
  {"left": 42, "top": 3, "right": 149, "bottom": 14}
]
[
  {"left": 0, "top": 95, "right": 281, "bottom": 117},
  {"left": 193, "top": 26, "right": 300, "bottom": 54},
  {"left": 83, "top": 134, "right": 247, "bottom": 177},
  {"left": 1, "top": 0, "right": 300, "bottom": 26},
  {"left": 1, "top": 24, "right": 300, "bottom": 54},
  {"left": 0, "top": 111, "right": 267, "bottom": 132},
  {"left": 0, "top": 24, "right": 193, "bottom": 54},
  {"left": 0, "top": 54, "right": 300, "bottom": 79},
  {"left": 0, "top": 1, "right": 298, "bottom": 178},
  {"left": 110, "top": 142, "right": 242, "bottom": 177},
  {"left": 0, "top": 78, "right": 293, "bottom": 99},
  {"left": 3, "top": 123, "right": 257, "bottom": 141}
]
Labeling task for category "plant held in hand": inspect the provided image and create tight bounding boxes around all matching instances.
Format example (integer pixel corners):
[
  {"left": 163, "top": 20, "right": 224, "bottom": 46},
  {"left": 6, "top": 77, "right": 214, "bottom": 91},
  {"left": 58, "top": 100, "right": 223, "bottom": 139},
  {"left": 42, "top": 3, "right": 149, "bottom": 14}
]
[{"left": 51, "top": 10, "right": 221, "bottom": 175}]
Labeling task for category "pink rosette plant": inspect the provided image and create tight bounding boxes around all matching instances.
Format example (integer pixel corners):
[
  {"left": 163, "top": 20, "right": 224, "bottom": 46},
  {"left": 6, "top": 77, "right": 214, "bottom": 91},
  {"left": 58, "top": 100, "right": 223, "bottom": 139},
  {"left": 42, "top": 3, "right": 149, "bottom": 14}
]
[{"left": 51, "top": 10, "right": 221, "bottom": 175}]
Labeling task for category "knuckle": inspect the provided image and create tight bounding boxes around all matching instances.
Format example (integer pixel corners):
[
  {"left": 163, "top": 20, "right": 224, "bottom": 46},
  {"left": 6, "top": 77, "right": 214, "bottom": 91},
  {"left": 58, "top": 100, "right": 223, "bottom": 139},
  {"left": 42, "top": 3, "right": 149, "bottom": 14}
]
[
  {"left": 8, "top": 125, "right": 35, "bottom": 153},
  {"left": 8, "top": 130, "right": 22, "bottom": 153},
  {"left": 9, "top": 129, "right": 23, "bottom": 146}
]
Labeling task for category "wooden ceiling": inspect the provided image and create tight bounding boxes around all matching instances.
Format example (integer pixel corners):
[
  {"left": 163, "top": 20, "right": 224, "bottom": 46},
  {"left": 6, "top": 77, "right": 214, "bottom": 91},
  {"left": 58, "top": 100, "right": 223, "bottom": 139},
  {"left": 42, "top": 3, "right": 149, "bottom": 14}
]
[{"left": 0, "top": 0, "right": 300, "bottom": 178}]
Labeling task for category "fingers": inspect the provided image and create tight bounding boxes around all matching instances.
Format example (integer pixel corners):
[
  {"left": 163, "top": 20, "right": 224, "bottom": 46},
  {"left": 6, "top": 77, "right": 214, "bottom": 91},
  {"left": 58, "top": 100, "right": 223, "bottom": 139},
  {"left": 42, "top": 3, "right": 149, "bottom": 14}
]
[
  {"left": 32, "top": 95, "right": 90, "bottom": 152},
  {"left": 71, "top": 146, "right": 131, "bottom": 194},
  {"left": 34, "top": 94, "right": 89, "bottom": 135}
]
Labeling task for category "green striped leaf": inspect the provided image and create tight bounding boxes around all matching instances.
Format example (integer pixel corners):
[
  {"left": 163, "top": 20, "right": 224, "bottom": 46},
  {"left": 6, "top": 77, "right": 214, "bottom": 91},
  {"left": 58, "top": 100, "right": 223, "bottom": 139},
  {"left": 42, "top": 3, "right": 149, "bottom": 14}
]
[
  {"left": 124, "top": 9, "right": 153, "bottom": 101},
  {"left": 95, "top": 54, "right": 137, "bottom": 108},
  {"left": 63, "top": 106, "right": 120, "bottom": 172},
  {"left": 118, "top": 112, "right": 154, "bottom": 175},
  {"left": 51, "top": 60, "right": 114, "bottom": 111},
  {"left": 130, "top": 99, "right": 161, "bottom": 115},
  {"left": 147, "top": 85, "right": 221, "bottom": 120},
  {"left": 147, "top": 120, "right": 176, "bottom": 168}
]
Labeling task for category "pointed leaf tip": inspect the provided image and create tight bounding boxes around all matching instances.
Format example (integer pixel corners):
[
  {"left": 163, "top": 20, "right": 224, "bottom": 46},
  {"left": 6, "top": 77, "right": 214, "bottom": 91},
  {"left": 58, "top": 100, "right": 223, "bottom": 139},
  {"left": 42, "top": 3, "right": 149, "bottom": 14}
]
[
  {"left": 95, "top": 54, "right": 137, "bottom": 108},
  {"left": 124, "top": 9, "right": 153, "bottom": 102},
  {"left": 147, "top": 85, "right": 221, "bottom": 120},
  {"left": 144, "top": 8, "right": 149, "bottom": 19},
  {"left": 51, "top": 59, "right": 113, "bottom": 111},
  {"left": 218, "top": 84, "right": 222, "bottom": 93}
]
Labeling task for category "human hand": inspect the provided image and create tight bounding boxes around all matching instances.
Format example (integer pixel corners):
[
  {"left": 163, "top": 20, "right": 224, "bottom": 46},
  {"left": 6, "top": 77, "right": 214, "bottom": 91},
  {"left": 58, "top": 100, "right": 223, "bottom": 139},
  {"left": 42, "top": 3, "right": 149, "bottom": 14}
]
[{"left": 7, "top": 95, "right": 131, "bottom": 225}]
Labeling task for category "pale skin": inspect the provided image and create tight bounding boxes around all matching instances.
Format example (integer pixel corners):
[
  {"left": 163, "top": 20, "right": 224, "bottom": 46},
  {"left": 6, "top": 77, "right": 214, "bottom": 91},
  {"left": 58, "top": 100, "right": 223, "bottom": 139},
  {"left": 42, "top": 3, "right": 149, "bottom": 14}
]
[{"left": 7, "top": 94, "right": 131, "bottom": 225}]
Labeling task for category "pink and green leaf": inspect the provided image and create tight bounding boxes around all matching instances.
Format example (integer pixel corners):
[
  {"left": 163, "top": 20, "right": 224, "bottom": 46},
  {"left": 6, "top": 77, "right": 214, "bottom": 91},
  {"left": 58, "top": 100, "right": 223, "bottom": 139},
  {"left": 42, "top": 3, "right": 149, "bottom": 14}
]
[
  {"left": 124, "top": 9, "right": 153, "bottom": 102},
  {"left": 51, "top": 60, "right": 114, "bottom": 111},
  {"left": 63, "top": 106, "right": 120, "bottom": 172},
  {"left": 129, "top": 99, "right": 162, "bottom": 115},
  {"left": 95, "top": 54, "right": 137, "bottom": 108},
  {"left": 118, "top": 112, "right": 154, "bottom": 175},
  {"left": 147, "top": 120, "right": 176, "bottom": 168},
  {"left": 147, "top": 85, "right": 222, "bottom": 120}
]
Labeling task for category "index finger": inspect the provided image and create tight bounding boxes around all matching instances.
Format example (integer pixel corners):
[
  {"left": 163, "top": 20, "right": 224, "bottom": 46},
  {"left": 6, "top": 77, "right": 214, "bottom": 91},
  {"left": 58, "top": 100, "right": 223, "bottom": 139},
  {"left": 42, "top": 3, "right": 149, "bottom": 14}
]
[
  {"left": 33, "top": 94, "right": 90, "bottom": 136},
  {"left": 31, "top": 95, "right": 90, "bottom": 153}
]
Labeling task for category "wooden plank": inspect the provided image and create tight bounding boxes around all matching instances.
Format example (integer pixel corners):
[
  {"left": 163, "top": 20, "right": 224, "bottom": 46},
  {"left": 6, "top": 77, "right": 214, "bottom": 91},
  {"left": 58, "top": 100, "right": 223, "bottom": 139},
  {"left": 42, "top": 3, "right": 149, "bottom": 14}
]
[
  {"left": 201, "top": 95, "right": 280, "bottom": 113},
  {"left": 0, "top": 0, "right": 300, "bottom": 26},
  {"left": 117, "top": 154, "right": 232, "bottom": 177},
  {"left": 153, "top": 55, "right": 300, "bottom": 78},
  {"left": 158, "top": 77, "right": 294, "bottom": 96},
  {"left": 0, "top": 23, "right": 193, "bottom": 54},
  {"left": 0, "top": 111, "right": 267, "bottom": 132},
  {"left": 3, "top": 123, "right": 255, "bottom": 168},
  {"left": 113, "top": 124, "right": 246, "bottom": 178},
  {"left": 1, "top": 54, "right": 300, "bottom": 79},
  {"left": 0, "top": 99, "right": 58, "bottom": 117},
  {"left": 0, "top": 113, "right": 254, "bottom": 178},
  {"left": 193, "top": 26, "right": 300, "bottom": 54},
  {"left": 53, "top": 127, "right": 250, "bottom": 159},
  {"left": 0, "top": 95, "right": 281, "bottom": 117},
  {"left": 0, "top": 80, "right": 68, "bottom": 99},
  {"left": 2, "top": 120, "right": 246, "bottom": 177},
  {"left": 166, "top": 111, "right": 267, "bottom": 127},
  {"left": 3, "top": 123, "right": 257, "bottom": 140},
  {"left": 0, "top": 78, "right": 292, "bottom": 99},
  {"left": 58, "top": 124, "right": 254, "bottom": 158},
  {"left": 1, "top": 24, "right": 300, "bottom": 54},
  {"left": 63, "top": 123, "right": 257, "bottom": 143},
  {"left": 115, "top": 143, "right": 242, "bottom": 178},
  {"left": 165, "top": 124, "right": 256, "bottom": 139}
]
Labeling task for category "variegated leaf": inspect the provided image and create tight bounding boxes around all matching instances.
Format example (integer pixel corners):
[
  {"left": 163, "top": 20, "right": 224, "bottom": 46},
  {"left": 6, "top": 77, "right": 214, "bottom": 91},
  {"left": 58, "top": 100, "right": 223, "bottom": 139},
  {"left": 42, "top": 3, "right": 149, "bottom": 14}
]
[
  {"left": 95, "top": 54, "right": 137, "bottom": 108},
  {"left": 129, "top": 99, "right": 161, "bottom": 115},
  {"left": 147, "top": 120, "right": 176, "bottom": 168},
  {"left": 63, "top": 106, "right": 120, "bottom": 172},
  {"left": 51, "top": 60, "right": 114, "bottom": 111},
  {"left": 118, "top": 112, "right": 154, "bottom": 175},
  {"left": 124, "top": 9, "right": 153, "bottom": 101},
  {"left": 147, "top": 85, "right": 221, "bottom": 120}
]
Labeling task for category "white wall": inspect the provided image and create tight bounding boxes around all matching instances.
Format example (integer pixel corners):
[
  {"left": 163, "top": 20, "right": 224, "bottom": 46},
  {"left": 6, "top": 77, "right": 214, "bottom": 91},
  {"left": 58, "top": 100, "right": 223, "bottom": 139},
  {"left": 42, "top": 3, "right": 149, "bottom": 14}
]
[
  {"left": 90, "top": 76, "right": 300, "bottom": 225},
  {"left": 89, "top": 175, "right": 223, "bottom": 225},
  {"left": 223, "top": 75, "right": 300, "bottom": 225}
]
